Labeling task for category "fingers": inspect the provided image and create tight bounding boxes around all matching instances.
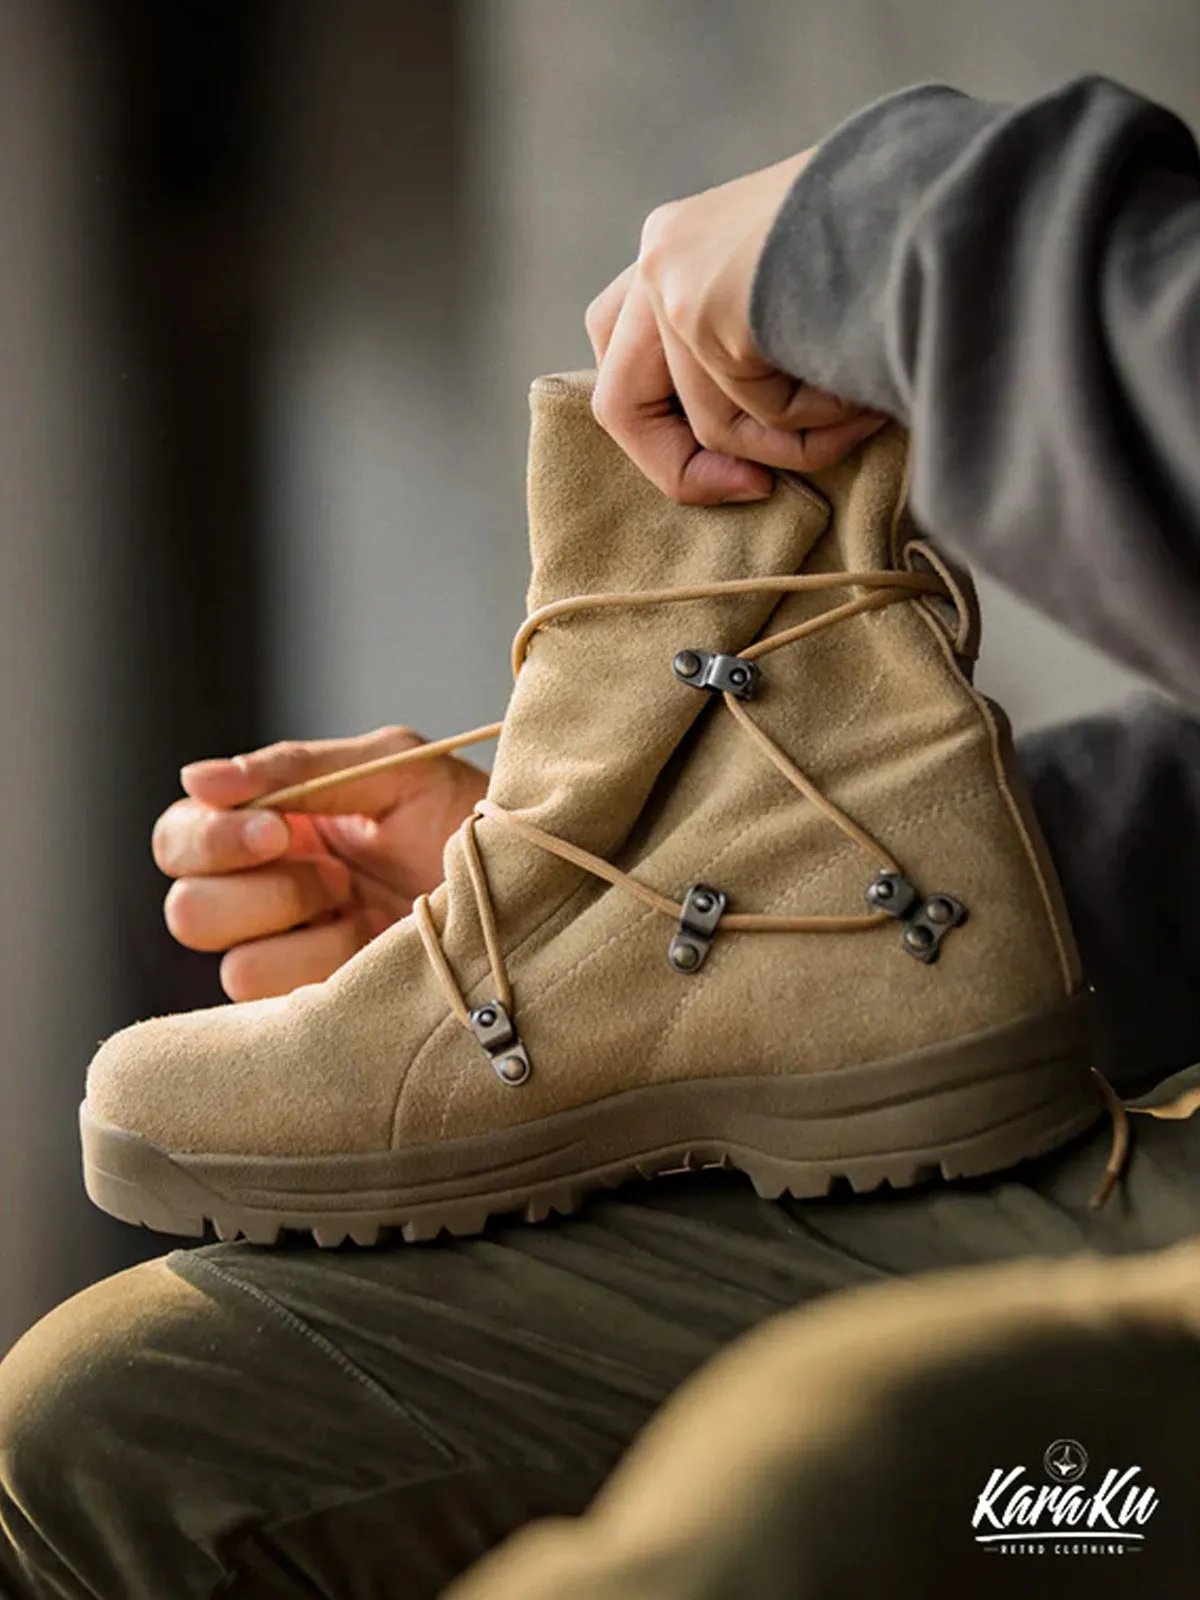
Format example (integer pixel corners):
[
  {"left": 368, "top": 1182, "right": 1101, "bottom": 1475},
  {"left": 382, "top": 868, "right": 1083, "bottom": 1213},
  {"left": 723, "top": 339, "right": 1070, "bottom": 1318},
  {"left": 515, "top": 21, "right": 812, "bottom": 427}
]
[
  {"left": 219, "top": 911, "right": 388, "bottom": 1003},
  {"left": 164, "top": 860, "right": 352, "bottom": 953},
  {"left": 593, "top": 268, "right": 887, "bottom": 506},
  {"left": 591, "top": 152, "right": 891, "bottom": 503},
  {"left": 660, "top": 328, "right": 868, "bottom": 475},
  {"left": 774, "top": 410, "right": 890, "bottom": 471},
  {"left": 592, "top": 276, "right": 773, "bottom": 506},
  {"left": 699, "top": 359, "right": 888, "bottom": 459},
  {"left": 160, "top": 724, "right": 487, "bottom": 885},
  {"left": 711, "top": 366, "right": 856, "bottom": 433},
  {"left": 585, "top": 263, "right": 635, "bottom": 362},
  {"left": 180, "top": 724, "right": 429, "bottom": 818},
  {"left": 153, "top": 798, "right": 292, "bottom": 878}
]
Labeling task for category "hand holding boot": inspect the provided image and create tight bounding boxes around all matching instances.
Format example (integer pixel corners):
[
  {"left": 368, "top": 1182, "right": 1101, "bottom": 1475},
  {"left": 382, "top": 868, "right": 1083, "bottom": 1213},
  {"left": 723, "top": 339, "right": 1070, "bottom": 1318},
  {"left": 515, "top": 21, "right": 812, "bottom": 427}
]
[
  {"left": 151, "top": 727, "right": 488, "bottom": 1002},
  {"left": 588, "top": 149, "right": 885, "bottom": 505}
]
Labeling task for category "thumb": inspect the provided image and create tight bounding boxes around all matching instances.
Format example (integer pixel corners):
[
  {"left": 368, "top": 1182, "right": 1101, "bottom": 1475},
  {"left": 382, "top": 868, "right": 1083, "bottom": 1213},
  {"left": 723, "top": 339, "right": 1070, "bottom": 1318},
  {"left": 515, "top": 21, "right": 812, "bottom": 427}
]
[{"left": 180, "top": 725, "right": 430, "bottom": 817}]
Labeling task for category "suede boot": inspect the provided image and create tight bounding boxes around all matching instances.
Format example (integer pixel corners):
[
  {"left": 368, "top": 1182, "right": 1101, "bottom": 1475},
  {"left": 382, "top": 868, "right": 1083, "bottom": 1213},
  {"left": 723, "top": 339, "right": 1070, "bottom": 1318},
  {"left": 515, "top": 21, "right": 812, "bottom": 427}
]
[{"left": 81, "top": 373, "right": 1100, "bottom": 1245}]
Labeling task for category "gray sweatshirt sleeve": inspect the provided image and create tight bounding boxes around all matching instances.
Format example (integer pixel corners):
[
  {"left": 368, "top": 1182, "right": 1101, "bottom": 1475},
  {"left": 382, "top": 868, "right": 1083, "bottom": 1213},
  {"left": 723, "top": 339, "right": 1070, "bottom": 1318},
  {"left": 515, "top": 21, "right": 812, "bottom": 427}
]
[
  {"left": 750, "top": 77, "right": 1200, "bottom": 705},
  {"left": 1017, "top": 698, "right": 1200, "bottom": 1089}
]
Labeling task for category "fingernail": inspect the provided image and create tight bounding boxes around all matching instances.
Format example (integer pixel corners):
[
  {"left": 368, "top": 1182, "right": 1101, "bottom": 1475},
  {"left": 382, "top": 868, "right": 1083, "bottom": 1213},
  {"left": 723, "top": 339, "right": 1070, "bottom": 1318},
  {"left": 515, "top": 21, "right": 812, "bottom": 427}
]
[
  {"left": 180, "top": 758, "right": 232, "bottom": 786},
  {"left": 243, "top": 811, "right": 289, "bottom": 857},
  {"left": 727, "top": 487, "right": 771, "bottom": 503}
]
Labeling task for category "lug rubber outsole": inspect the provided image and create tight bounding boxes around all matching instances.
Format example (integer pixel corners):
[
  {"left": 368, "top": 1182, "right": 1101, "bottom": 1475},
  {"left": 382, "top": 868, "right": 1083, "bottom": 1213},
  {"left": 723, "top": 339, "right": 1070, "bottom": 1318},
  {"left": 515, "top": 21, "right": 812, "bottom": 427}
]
[{"left": 80, "top": 994, "right": 1101, "bottom": 1248}]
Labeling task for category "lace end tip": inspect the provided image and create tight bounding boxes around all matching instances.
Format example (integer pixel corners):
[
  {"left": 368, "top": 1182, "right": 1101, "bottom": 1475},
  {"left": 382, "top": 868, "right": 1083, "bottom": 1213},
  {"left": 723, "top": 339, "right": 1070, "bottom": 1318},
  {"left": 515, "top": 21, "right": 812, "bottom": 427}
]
[{"left": 1088, "top": 1169, "right": 1118, "bottom": 1210}]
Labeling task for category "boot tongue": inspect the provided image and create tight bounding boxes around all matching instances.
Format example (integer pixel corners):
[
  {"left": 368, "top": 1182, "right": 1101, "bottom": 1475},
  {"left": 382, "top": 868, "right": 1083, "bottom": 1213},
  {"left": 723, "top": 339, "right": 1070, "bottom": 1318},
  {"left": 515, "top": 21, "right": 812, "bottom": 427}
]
[{"left": 486, "top": 372, "right": 831, "bottom": 858}]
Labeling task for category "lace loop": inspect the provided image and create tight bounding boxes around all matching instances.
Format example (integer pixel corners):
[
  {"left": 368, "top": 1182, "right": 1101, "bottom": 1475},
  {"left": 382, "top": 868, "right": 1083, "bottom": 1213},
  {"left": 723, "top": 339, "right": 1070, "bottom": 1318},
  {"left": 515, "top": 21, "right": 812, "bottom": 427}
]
[
  {"left": 413, "top": 893, "right": 471, "bottom": 1028},
  {"left": 462, "top": 814, "right": 512, "bottom": 1014},
  {"left": 511, "top": 569, "right": 944, "bottom": 674},
  {"left": 1088, "top": 1067, "right": 1131, "bottom": 1209}
]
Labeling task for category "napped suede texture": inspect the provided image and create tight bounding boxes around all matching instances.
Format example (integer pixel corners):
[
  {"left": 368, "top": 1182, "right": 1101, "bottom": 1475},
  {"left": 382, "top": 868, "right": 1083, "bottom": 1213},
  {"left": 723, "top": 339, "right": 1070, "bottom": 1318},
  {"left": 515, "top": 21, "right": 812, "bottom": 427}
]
[{"left": 86, "top": 374, "right": 1083, "bottom": 1162}]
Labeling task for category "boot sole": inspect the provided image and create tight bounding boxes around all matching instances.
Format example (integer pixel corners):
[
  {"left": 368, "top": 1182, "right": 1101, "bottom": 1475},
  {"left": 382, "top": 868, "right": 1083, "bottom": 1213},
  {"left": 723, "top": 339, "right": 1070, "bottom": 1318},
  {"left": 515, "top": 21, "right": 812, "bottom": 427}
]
[{"left": 80, "top": 993, "right": 1099, "bottom": 1247}]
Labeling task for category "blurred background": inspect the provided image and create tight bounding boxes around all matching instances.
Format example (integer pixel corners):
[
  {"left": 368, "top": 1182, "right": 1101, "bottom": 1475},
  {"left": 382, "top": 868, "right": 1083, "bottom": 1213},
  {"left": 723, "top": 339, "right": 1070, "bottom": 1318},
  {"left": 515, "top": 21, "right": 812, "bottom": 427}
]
[{"left": 0, "top": 0, "right": 1190, "bottom": 1350}]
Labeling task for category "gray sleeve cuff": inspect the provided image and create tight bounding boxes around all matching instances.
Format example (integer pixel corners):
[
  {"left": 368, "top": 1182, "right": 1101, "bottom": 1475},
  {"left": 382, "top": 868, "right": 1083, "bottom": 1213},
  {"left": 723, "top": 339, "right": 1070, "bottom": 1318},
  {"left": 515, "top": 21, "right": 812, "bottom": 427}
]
[{"left": 749, "top": 86, "right": 1005, "bottom": 416}]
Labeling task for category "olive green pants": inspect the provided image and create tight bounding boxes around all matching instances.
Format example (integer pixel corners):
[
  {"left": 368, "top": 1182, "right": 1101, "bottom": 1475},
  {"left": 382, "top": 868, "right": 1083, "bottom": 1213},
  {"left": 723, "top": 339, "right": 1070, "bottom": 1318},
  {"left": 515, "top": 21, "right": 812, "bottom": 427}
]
[
  {"left": 2, "top": 1074, "right": 1199, "bottom": 1600},
  {"left": 448, "top": 1234, "right": 1200, "bottom": 1600}
]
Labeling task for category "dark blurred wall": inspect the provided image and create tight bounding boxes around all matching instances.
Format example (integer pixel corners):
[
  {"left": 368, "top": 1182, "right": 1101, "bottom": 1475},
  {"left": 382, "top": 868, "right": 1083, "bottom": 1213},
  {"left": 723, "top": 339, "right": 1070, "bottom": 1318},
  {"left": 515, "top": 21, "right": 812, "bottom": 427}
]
[
  {"left": 0, "top": 0, "right": 473, "bottom": 1353},
  {"left": 0, "top": 0, "right": 282, "bottom": 1349},
  {"left": 0, "top": 0, "right": 117, "bottom": 1354},
  {"left": 261, "top": 4, "right": 502, "bottom": 744}
]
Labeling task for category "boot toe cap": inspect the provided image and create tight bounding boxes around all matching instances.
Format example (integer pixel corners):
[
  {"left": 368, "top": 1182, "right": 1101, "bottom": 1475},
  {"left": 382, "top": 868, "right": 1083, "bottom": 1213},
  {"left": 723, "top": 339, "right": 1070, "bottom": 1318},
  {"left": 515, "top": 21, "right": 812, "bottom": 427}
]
[
  {"left": 85, "top": 998, "right": 283, "bottom": 1155},
  {"left": 83, "top": 989, "right": 392, "bottom": 1157}
]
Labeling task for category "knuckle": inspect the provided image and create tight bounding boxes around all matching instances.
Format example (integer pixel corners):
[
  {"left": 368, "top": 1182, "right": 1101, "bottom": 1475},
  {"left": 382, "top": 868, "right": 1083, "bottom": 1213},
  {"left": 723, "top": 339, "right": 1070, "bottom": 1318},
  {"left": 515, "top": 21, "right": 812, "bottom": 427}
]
[
  {"left": 638, "top": 202, "right": 678, "bottom": 257},
  {"left": 260, "top": 739, "right": 309, "bottom": 778},
  {"left": 200, "top": 807, "right": 235, "bottom": 864},
  {"left": 584, "top": 294, "right": 606, "bottom": 339},
  {"left": 219, "top": 947, "right": 258, "bottom": 1002},
  {"left": 590, "top": 386, "right": 616, "bottom": 434},
  {"left": 150, "top": 808, "right": 180, "bottom": 873},
  {"left": 373, "top": 723, "right": 419, "bottom": 750},
  {"left": 727, "top": 329, "right": 763, "bottom": 366},
  {"left": 657, "top": 284, "right": 692, "bottom": 333},
  {"left": 163, "top": 878, "right": 206, "bottom": 945},
  {"left": 689, "top": 416, "right": 725, "bottom": 453}
]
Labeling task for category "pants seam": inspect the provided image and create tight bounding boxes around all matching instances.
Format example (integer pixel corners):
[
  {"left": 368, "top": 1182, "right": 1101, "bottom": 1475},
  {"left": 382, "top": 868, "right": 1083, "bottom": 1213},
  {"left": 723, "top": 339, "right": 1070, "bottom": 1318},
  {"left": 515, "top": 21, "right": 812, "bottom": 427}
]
[{"left": 169, "top": 1251, "right": 459, "bottom": 1469}]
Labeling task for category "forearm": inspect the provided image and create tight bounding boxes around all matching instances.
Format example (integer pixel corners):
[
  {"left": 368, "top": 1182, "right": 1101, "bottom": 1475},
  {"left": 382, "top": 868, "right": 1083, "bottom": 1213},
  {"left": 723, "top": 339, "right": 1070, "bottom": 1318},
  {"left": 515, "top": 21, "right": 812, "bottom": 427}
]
[{"left": 751, "top": 77, "right": 1200, "bottom": 705}]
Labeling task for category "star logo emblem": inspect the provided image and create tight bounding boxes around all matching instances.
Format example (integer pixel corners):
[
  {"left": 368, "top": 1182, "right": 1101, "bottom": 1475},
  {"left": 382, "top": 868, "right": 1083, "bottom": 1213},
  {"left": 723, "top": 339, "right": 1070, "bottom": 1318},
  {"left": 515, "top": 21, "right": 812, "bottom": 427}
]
[{"left": 1043, "top": 1439, "right": 1089, "bottom": 1484}]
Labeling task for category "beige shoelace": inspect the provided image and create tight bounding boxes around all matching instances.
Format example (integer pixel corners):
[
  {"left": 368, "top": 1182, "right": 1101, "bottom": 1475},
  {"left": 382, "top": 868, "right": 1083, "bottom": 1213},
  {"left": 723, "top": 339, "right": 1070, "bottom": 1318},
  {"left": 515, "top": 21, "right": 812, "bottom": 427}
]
[{"left": 249, "top": 567, "right": 1128, "bottom": 1204}]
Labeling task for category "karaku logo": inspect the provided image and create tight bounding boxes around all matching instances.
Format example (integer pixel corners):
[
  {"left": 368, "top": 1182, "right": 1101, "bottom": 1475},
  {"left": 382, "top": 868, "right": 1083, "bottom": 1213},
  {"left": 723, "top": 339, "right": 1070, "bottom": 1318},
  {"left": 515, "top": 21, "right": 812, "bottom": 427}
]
[
  {"left": 972, "top": 1439, "right": 1159, "bottom": 1557},
  {"left": 1044, "top": 1439, "right": 1088, "bottom": 1485}
]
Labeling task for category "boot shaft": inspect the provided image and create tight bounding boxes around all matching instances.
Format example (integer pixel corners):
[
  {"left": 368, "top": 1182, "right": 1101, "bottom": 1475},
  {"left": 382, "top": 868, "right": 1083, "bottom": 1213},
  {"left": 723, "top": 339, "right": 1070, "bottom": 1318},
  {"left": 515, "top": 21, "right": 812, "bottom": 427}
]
[
  {"left": 486, "top": 373, "right": 828, "bottom": 851},
  {"left": 449, "top": 378, "right": 1082, "bottom": 1099}
]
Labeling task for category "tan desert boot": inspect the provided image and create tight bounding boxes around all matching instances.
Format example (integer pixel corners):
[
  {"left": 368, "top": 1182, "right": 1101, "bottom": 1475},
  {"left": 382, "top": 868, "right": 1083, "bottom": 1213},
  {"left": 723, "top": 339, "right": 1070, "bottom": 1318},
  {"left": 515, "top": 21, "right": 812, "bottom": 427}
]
[{"left": 81, "top": 373, "right": 1101, "bottom": 1246}]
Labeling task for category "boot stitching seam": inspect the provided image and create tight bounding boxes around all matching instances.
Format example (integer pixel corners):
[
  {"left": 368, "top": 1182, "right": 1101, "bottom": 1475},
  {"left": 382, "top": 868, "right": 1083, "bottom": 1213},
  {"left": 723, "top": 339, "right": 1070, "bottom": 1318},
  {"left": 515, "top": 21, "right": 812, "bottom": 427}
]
[
  {"left": 888, "top": 494, "right": 1076, "bottom": 995},
  {"left": 909, "top": 610, "right": 1076, "bottom": 994},
  {"left": 644, "top": 779, "right": 1002, "bottom": 1081},
  {"left": 429, "top": 768, "right": 870, "bottom": 1138},
  {"left": 433, "top": 775, "right": 999, "bottom": 1133},
  {"left": 392, "top": 583, "right": 836, "bottom": 1144}
]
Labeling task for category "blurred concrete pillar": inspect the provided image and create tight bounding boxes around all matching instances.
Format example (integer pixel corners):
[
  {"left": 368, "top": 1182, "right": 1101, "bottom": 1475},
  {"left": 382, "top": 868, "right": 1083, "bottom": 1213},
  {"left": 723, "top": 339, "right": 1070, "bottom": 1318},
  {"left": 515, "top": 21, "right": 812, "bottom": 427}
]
[
  {"left": 0, "top": 1, "right": 122, "bottom": 1351},
  {"left": 0, "top": 0, "right": 277, "bottom": 1353},
  {"left": 264, "top": 2, "right": 518, "bottom": 748}
]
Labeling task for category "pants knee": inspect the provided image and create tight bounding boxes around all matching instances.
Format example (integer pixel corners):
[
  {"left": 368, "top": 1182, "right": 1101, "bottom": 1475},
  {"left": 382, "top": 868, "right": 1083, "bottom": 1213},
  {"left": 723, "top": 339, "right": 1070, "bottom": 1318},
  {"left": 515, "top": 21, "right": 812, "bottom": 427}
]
[{"left": 0, "top": 1260, "right": 208, "bottom": 1560}]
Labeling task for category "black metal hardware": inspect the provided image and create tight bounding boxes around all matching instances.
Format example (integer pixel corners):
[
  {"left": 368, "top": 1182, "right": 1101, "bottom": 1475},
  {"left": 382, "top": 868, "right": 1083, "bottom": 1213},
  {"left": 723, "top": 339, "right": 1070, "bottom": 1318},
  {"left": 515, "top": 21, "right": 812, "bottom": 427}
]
[
  {"left": 902, "top": 894, "right": 967, "bottom": 964},
  {"left": 672, "top": 650, "right": 759, "bottom": 700},
  {"left": 668, "top": 883, "right": 728, "bottom": 973},
  {"left": 865, "top": 871, "right": 921, "bottom": 920},
  {"left": 467, "top": 1001, "right": 532, "bottom": 1085},
  {"left": 866, "top": 873, "right": 967, "bottom": 963}
]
